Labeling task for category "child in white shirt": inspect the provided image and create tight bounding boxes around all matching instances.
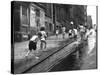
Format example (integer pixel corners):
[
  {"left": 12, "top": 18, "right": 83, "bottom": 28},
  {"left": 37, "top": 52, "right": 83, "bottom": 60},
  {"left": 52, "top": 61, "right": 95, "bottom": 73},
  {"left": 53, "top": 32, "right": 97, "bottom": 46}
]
[
  {"left": 25, "top": 34, "right": 40, "bottom": 59},
  {"left": 39, "top": 27, "right": 47, "bottom": 50}
]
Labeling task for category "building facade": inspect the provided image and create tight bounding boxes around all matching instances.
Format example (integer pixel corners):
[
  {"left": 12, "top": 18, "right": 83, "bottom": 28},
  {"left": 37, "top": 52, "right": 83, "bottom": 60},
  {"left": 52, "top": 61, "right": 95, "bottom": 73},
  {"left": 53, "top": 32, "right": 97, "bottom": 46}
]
[
  {"left": 69, "top": 5, "right": 87, "bottom": 28},
  {"left": 29, "top": 3, "right": 45, "bottom": 36},
  {"left": 53, "top": 4, "right": 71, "bottom": 32},
  {"left": 12, "top": 1, "right": 46, "bottom": 42},
  {"left": 12, "top": 2, "right": 30, "bottom": 42},
  {"left": 12, "top": 1, "right": 87, "bottom": 42}
]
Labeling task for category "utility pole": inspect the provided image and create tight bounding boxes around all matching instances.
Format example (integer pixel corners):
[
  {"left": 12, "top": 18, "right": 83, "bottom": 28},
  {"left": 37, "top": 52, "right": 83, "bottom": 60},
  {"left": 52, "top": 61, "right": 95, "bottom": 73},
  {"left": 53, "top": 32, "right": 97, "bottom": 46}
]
[
  {"left": 51, "top": 3, "right": 54, "bottom": 33},
  {"left": 52, "top": 4, "right": 56, "bottom": 33}
]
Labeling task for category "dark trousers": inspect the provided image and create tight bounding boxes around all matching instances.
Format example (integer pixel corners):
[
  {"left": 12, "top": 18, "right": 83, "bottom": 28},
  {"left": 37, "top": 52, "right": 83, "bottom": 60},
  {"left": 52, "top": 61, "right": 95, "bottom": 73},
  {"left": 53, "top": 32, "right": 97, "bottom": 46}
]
[{"left": 29, "top": 41, "right": 37, "bottom": 51}]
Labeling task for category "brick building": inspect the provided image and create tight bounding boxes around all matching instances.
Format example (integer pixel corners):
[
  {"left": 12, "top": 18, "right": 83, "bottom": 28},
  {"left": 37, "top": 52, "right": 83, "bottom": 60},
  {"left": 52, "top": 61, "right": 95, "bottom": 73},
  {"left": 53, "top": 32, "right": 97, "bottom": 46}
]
[
  {"left": 12, "top": 1, "right": 46, "bottom": 42},
  {"left": 12, "top": 1, "right": 87, "bottom": 42}
]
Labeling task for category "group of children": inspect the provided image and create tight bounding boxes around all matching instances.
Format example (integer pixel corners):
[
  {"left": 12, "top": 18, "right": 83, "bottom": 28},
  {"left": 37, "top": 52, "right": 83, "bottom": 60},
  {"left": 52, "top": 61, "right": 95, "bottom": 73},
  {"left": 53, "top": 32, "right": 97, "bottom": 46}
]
[
  {"left": 68, "top": 28, "right": 78, "bottom": 40},
  {"left": 55, "top": 26, "right": 66, "bottom": 39},
  {"left": 55, "top": 25, "right": 86, "bottom": 41},
  {"left": 25, "top": 27, "right": 47, "bottom": 59},
  {"left": 55, "top": 26, "right": 78, "bottom": 39},
  {"left": 25, "top": 24, "right": 96, "bottom": 59},
  {"left": 69, "top": 24, "right": 96, "bottom": 55}
]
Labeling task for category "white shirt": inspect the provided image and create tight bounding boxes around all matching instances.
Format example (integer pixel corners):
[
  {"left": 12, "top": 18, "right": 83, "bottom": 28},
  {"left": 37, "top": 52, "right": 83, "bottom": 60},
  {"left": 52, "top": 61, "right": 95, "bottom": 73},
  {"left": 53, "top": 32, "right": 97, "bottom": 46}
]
[
  {"left": 30, "top": 35, "right": 38, "bottom": 42},
  {"left": 56, "top": 30, "right": 59, "bottom": 34},
  {"left": 40, "top": 31, "right": 47, "bottom": 40},
  {"left": 88, "top": 29, "right": 96, "bottom": 38},
  {"left": 73, "top": 29, "right": 78, "bottom": 35},
  {"left": 80, "top": 26, "right": 85, "bottom": 33},
  {"left": 69, "top": 29, "right": 72, "bottom": 33},
  {"left": 87, "top": 29, "right": 96, "bottom": 54}
]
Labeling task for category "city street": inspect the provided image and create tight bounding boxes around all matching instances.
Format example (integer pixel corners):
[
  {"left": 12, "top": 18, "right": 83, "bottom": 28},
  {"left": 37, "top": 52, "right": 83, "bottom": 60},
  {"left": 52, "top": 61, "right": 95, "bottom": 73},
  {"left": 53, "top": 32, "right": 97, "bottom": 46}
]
[
  {"left": 14, "top": 34, "right": 69, "bottom": 61},
  {"left": 12, "top": 1, "right": 97, "bottom": 74},
  {"left": 14, "top": 33, "right": 74, "bottom": 73},
  {"left": 49, "top": 43, "right": 97, "bottom": 72},
  {"left": 14, "top": 31, "right": 97, "bottom": 73},
  {"left": 50, "top": 32, "right": 97, "bottom": 71}
]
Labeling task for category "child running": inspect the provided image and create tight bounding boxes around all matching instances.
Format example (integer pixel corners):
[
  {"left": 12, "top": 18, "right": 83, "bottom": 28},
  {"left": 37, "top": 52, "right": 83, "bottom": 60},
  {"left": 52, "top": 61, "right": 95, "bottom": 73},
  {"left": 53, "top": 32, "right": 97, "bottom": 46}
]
[
  {"left": 73, "top": 28, "right": 78, "bottom": 40},
  {"left": 39, "top": 27, "right": 47, "bottom": 50},
  {"left": 25, "top": 34, "right": 41, "bottom": 59},
  {"left": 69, "top": 29, "right": 72, "bottom": 38},
  {"left": 56, "top": 29, "right": 59, "bottom": 38}
]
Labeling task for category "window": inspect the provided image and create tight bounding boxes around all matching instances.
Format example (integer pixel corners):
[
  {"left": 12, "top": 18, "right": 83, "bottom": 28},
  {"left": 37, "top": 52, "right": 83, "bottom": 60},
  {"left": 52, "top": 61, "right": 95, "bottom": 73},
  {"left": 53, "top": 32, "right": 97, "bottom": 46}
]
[
  {"left": 22, "top": 6, "right": 28, "bottom": 25},
  {"left": 35, "top": 8, "right": 40, "bottom": 17}
]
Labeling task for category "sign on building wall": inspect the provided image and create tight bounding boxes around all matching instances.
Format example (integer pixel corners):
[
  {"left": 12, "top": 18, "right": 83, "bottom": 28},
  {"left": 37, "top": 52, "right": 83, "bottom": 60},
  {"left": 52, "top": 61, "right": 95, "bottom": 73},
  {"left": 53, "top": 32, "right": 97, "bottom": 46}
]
[
  {"left": 22, "top": 6, "right": 28, "bottom": 25},
  {"left": 30, "top": 6, "right": 36, "bottom": 27},
  {"left": 40, "top": 10, "right": 45, "bottom": 27}
]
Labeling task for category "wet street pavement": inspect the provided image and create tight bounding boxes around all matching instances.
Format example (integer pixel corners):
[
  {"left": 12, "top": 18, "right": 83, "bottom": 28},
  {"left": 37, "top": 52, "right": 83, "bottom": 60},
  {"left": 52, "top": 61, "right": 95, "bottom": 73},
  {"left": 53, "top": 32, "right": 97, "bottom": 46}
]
[
  {"left": 49, "top": 37, "right": 97, "bottom": 72},
  {"left": 14, "top": 34, "right": 74, "bottom": 73},
  {"left": 49, "top": 53, "right": 80, "bottom": 72},
  {"left": 14, "top": 34, "right": 69, "bottom": 61},
  {"left": 49, "top": 46, "right": 97, "bottom": 72},
  {"left": 13, "top": 31, "right": 97, "bottom": 73}
]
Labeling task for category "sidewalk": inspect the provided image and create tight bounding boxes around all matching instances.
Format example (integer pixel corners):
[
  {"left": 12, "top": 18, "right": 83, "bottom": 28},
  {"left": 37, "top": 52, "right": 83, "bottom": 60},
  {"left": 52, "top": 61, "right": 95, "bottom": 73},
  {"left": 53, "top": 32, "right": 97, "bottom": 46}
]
[
  {"left": 14, "top": 34, "right": 68, "bottom": 60},
  {"left": 14, "top": 33, "right": 73, "bottom": 73}
]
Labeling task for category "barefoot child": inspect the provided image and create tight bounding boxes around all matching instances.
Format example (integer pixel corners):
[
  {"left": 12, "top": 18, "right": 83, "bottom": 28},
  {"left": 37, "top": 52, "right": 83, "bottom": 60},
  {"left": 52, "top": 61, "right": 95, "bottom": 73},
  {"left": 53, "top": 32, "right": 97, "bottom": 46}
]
[
  {"left": 69, "top": 29, "right": 72, "bottom": 38},
  {"left": 25, "top": 34, "right": 40, "bottom": 59},
  {"left": 39, "top": 27, "right": 47, "bottom": 50}
]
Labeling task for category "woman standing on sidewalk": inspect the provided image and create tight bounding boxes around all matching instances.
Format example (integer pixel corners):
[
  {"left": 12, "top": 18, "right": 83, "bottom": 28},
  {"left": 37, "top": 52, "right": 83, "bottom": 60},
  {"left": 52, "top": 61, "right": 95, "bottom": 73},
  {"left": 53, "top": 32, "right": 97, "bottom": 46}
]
[{"left": 85, "top": 26, "right": 96, "bottom": 55}]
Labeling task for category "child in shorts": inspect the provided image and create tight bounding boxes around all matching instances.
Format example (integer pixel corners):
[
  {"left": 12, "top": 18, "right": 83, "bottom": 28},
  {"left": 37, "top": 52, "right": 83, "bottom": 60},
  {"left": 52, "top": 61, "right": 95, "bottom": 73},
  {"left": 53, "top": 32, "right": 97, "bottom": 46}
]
[
  {"left": 39, "top": 27, "right": 47, "bottom": 50},
  {"left": 25, "top": 34, "right": 41, "bottom": 59},
  {"left": 69, "top": 29, "right": 72, "bottom": 38}
]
